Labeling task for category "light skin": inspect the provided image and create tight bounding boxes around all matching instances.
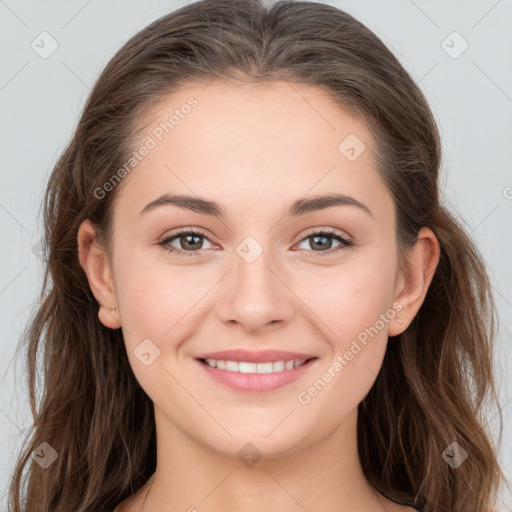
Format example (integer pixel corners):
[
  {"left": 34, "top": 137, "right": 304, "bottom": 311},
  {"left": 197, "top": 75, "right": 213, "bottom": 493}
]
[{"left": 78, "top": 80, "right": 439, "bottom": 512}]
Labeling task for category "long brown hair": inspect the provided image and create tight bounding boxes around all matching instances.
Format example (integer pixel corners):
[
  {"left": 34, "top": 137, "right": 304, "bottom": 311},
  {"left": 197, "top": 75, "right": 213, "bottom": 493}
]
[{"left": 7, "top": 1, "right": 506, "bottom": 510}]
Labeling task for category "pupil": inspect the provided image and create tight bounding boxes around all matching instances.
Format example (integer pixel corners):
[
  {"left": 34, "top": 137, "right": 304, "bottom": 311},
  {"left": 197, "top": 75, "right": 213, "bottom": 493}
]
[
  {"left": 182, "top": 234, "right": 202, "bottom": 250},
  {"left": 312, "top": 235, "right": 331, "bottom": 250}
]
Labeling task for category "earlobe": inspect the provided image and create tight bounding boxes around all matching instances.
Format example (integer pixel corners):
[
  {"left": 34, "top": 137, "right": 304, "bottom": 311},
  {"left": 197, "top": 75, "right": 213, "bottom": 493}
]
[
  {"left": 98, "top": 305, "right": 121, "bottom": 330},
  {"left": 388, "top": 227, "right": 440, "bottom": 337},
  {"left": 77, "top": 219, "right": 121, "bottom": 329}
]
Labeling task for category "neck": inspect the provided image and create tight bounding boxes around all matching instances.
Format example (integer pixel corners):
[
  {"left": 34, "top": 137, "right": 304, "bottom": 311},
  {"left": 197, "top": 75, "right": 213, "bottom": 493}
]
[{"left": 142, "top": 406, "right": 387, "bottom": 512}]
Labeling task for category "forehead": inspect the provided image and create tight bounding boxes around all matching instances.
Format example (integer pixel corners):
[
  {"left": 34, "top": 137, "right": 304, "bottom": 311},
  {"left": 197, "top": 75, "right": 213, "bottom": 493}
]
[{"left": 113, "top": 80, "right": 392, "bottom": 223}]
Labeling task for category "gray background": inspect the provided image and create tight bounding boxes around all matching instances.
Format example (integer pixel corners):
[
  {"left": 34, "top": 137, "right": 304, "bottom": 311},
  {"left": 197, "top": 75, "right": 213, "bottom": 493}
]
[{"left": 1, "top": 0, "right": 511, "bottom": 509}]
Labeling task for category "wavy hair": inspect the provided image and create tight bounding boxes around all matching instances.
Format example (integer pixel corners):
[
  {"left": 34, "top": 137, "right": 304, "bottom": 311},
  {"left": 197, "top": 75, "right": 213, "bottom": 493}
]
[{"left": 7, "top": 0, "right": 505, "bottom": 510}]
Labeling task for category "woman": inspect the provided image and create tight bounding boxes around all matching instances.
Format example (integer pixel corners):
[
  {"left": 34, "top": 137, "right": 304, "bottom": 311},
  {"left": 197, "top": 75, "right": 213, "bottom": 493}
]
[{"left": 7, "top": 0, "right": 505, "bottom": 511}]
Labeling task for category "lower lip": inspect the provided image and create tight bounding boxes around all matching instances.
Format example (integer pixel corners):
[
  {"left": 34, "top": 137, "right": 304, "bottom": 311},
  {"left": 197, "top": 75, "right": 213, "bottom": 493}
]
[{"left": 196, "top": 358, "right": 316, "bottom": 392}]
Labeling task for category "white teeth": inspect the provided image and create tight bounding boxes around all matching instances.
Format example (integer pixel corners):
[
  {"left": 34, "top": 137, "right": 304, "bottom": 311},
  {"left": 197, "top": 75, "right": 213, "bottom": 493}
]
[
  {"left": 203, "top": 358, "right": 309, "bottom": 373},
  {"left": 225, "top": 360, "right": 238, "bottom": 371},
  {"left": 257, "top": 362, "right": 273, "bottom": 373},
  {"left": 273, "top": 360, "right": 285, "bottom": 372},
  {"left": 238, "top": 362, "right": 257, "bottom": 373}
]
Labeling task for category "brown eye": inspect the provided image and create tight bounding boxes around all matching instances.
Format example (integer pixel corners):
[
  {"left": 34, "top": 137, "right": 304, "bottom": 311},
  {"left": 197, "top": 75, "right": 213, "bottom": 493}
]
[
  {"left": 296, "top": 229, "right": 353, "bottom": 256},
  {"left": 159, "top": 229, "right": 214, "bottom": 256}
]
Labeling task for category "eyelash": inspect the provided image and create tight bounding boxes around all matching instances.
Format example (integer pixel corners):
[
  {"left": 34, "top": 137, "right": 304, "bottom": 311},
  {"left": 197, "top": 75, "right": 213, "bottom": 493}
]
[{"left": 158, "top": 228, "right": 354, "bottom": 258}]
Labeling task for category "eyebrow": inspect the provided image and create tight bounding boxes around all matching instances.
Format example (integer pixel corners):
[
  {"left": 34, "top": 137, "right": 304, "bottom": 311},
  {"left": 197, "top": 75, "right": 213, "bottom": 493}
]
[{"left": 139, "top": 193, "right": 373, "bottom": 218}]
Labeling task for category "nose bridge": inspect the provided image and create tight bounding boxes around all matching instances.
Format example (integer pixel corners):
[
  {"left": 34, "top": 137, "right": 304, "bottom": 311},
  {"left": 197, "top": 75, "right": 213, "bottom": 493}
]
[
  {"left": 217, "top": 234, "right": 294, "bottom": 330},
  {"left": 235, "top": 236, "right": 275, "bottom": 293}
]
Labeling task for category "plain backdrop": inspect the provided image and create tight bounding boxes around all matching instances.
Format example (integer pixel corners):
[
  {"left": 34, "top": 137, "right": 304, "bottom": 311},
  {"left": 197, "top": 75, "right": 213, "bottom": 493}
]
[{"left": 1, "top": 0, "right": 511, "bottom": 510}]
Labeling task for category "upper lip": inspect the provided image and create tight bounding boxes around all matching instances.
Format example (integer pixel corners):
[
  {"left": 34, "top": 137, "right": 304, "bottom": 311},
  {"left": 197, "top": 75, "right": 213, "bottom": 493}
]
[{"left": 196, "top": 349, "right": 317, "bottom": 364}]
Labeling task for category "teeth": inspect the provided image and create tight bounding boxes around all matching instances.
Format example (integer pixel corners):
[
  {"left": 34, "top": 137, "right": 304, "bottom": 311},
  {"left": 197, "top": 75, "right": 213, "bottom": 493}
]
[
  {"left": 225, "top": 360, "right": 238, "bottom": 371},
  {"left": 257, "top": 362, "right": 273, "bottom": 373},
  {"left": 238, "top": 362, "right": 257, "bottom": 373},
  {"left": 203, "top": 358, "right": 309, "bottom": 373},
  {"left": 273, "top": 360, "right": 284, "bottom": 372}
]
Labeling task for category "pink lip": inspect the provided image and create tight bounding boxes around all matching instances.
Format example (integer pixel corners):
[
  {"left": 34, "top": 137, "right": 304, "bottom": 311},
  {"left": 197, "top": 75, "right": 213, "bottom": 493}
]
[
  {"left": 195, "top": 354, "right": 318, "bottom": 393},
  {"left": 195, "top": 349, "right": 316, "bottom": 363}
]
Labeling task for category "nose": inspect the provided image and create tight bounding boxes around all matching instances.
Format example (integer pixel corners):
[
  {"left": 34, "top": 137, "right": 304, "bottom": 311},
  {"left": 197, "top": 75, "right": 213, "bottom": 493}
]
[{"left": 217, "top": 245, "right": 295, "bottom": 333}]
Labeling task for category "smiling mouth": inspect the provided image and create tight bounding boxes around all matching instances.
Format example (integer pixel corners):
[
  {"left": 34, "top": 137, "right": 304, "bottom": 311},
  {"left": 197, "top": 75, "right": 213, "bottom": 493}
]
[{"left": 198, "top": 357, "right": 317, "bottom": 373}]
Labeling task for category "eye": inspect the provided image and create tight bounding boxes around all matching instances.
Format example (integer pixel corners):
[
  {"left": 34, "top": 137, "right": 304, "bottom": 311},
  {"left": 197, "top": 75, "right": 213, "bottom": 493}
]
[
  {"left": 158, "top": 228, "right": 215, "bottom": 256},
  {"left": 158, "top": 227, "right": 354, "bottom": 258},
  {"left": 295, "top": 229, "right": 353, "bottom": 257}
]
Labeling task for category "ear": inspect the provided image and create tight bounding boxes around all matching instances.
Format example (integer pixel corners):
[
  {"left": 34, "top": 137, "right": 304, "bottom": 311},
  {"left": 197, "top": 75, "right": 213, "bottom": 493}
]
[
  {"left": 77, "top": 218, "right": 121, "bottom": 329},
  {"left": 388, "top": 226, "right": 440, "bottom": 337}
]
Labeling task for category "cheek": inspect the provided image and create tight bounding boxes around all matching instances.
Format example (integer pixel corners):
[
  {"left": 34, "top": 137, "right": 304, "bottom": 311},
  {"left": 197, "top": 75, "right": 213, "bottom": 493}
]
[
  {"left": 113, "top": 258, "right": 208, "bottom": 396},
  {"left": 113, "top": 249, "right": 221, "bottom": 357},
  {"left": 292, "top": 266, "right": 394, "bottom": 425},
  {"left": 289, "top": 251, "right": 396, "bottom": 405},
  {"left": 292, "top": 254, "right": 397, "bottom": 347}
]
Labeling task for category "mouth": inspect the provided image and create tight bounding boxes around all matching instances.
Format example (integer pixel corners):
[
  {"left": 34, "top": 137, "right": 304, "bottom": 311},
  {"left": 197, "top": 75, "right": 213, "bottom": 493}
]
[
  {"left": 198, "top": 357, "right": 315, "bottom": 373},
  {"left": 195, "top": 351, "right": 318, "bottom": 392}
]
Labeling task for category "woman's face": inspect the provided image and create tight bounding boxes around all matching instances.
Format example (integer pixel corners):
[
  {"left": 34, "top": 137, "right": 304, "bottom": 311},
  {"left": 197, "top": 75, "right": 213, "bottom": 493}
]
[{"left": 88, "top": 81, "right": 414, "bottom": 458}]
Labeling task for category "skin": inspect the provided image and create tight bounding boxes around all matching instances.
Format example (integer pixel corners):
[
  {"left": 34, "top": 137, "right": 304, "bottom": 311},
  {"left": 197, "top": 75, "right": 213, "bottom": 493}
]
[{"left": 78, "top": 80, "right": 439, "bottom": 512}]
